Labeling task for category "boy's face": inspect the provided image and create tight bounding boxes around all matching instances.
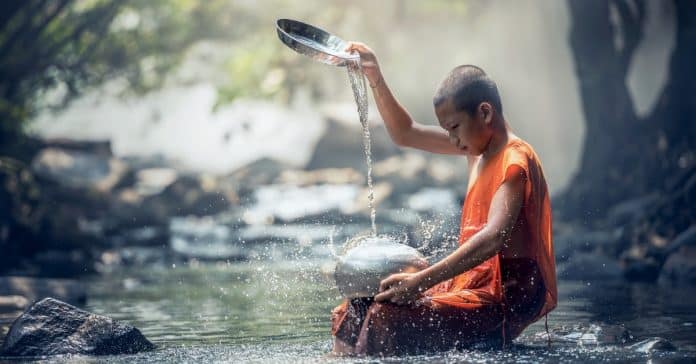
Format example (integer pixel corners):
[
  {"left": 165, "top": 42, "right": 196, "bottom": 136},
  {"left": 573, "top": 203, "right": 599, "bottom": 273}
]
[{"left": 435, "top": 98, "right": 493, "bottom": 156}]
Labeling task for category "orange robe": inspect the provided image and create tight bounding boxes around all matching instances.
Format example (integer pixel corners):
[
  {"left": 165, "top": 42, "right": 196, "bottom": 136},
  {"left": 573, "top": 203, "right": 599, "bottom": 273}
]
[{"left": 331, "top": 139, "right": 557, "bottom": 356}]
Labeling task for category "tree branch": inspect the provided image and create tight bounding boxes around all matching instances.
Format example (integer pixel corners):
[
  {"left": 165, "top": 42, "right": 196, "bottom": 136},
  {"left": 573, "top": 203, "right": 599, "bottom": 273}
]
[
  {"left": 0, "top": 0, "right": 50, "bottom": 57},
  {"left": 612, "top": 0, "right": 646, "bottom": 73}
]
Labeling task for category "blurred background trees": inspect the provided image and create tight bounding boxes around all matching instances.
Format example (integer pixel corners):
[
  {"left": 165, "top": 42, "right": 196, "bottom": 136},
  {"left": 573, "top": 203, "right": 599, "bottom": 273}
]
[{"left": 0, "top": 0, "right": 238, "bottom": 146}]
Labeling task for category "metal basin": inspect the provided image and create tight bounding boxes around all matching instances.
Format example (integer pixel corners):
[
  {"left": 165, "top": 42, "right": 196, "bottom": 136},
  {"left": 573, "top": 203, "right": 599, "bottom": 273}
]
[
  {"left": 276, "top": 18, "right": 359, "bottom": 67},
  {"left": 334, "top": 236, "right": 428, "bottom": 298}
]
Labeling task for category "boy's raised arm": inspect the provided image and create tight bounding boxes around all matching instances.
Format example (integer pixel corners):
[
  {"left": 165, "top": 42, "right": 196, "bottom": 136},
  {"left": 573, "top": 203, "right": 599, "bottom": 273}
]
[{"left": 346, "top": 42, "right": 466, "bottom": 156}]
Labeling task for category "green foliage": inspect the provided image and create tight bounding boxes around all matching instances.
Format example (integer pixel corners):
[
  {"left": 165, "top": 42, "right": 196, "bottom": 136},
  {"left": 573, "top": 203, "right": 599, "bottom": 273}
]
[
  {"left": 217, "top": 35, "right": 287, "bottom": 105},
  {"left": 0, "top": 0, "right": 236, "bottom": 140}
]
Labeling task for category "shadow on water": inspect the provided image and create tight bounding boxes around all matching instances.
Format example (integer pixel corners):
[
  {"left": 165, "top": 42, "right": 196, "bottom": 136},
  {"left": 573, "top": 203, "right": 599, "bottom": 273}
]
[{"left": 8, "top": 252, "right": 688, "bottom": 363}]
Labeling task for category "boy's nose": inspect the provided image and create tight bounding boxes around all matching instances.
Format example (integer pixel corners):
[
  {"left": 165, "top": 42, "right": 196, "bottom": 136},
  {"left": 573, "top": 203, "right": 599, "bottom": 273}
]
[{"left": 449, "top": 134, "right": 459, "bottom": 146}]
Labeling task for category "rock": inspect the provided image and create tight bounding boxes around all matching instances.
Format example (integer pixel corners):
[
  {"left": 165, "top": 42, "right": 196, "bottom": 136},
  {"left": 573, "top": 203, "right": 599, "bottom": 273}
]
[
  {"left": 621, "top": 256, "right": 661, "bottom": 282},
  {"left": 342, "top": 182, "right": 393, "bottom": 215},
  {"left": 0, "top": 296, "right": 29, "bottom": 313},
  {"left": 276, "top": 168, "right": 363, "bottom": 186},
  {"left": 108, "top": 226, "right": 170, "bottom": 247},
  {"left": 306, "top": 119, "right": 400, "bottom": 171},
  {"left": 30, "top": 249, "right": 96, "bottom": 277},
  {"left": 0, "top": 297, "right": 154, "bottom": 356},
  {"left": 373, "top": 153, "right": 429, "bottom": 197},
  {"left": 234, "top": 223, "right": 365, "bottom": 247},
  {"left": 557, "top": 252, "right": 623, "bottom": 280},
  {"left": 406, "top": 188, "right": 459, "bottom": 214},
  {"left": 242, "top": 184, "right": 359, "bottom": 225},
  {"left": 31, "top": 148, "right": 128, "bottom": 192},
  {"left": 142, "top": 174, "right": 234, "bottom": 219},
  {"left": 133, "top": 168, "right": 178, "bottom": 196},
  {"left": 372, "top": 153, "right": 467, "bottom": 196},
  {"left": 628, "top": 337, "right": 677, "bottom": 353},
  {"left": 40, "top": 138, "right": 113, "bottom": 157},
  {"left": 0, "top": 158, "right": 44, "bottom": 273},
  {"left": 665, "top": 225, "right": 696, "bottom": 253},
  {"left": 659, "top": 244, "right": 696, "bottom": 285},
  {"left": 169, "top": 216, "right": 244, "bottom": 261},
  {"left": 229, "top": 158, "right": 290, "bottom": 192},
  {"left": 606, "top": 193, "right": 661, "bottom": 226},
  {"left": 0, "top": 277, "right": 86, "bottom": 306},
  {"left": 425, "top": 157, "right": 462, "bottom": 186},
  {"left": 96, "top": 247, "right": 171, "bottom": 273},
  {"left": 533, "top": 323, "right": 634, "bottom": 345}
]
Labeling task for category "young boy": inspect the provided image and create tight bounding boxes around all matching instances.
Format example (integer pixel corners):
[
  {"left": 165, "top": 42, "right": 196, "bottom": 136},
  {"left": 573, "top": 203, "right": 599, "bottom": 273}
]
[{"left": 330, "top": 42, "right": 557, "bottom": 356}]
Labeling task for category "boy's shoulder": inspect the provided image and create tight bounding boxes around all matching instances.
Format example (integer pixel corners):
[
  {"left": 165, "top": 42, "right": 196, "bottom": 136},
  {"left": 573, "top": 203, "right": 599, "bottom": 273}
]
[
  {"left": 506, "top": 138, "right": 541, "bottom": 162},
  {"left": 502, "top": 138, "right": 547, "bottom": 182}
]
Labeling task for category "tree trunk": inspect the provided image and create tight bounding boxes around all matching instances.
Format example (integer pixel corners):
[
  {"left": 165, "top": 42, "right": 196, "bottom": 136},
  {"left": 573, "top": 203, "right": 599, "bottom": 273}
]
[{"left": 562, "top": 0, "right": 695, "bottom": 221}]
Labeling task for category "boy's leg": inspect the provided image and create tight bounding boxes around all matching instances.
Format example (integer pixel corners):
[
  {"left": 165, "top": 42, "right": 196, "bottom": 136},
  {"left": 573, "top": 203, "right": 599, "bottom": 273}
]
[
  {"left": 354, "top": 301, "right": 503, "bottom": 356},
  {"left": 332, "top": 337, "right": 355, "bottom": 356},
  {"left": 331, "top": 298, "right": 374, "bottom": 356}
]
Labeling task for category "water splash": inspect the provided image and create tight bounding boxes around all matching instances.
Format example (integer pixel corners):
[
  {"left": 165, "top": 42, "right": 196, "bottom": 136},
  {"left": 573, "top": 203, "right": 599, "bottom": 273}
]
[
  {"left": 327, "top": 225, "right": 339, "bottom": 259},
  {"left": 346, "top": 59, "right": 377, "bottom": 236}
]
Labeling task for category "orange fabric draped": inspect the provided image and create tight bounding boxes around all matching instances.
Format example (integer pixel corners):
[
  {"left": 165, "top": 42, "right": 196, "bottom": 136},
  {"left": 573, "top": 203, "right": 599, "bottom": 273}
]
[
  {"left": 331, "top": 138, "right": 557, "bottom": 354},
  {"left": 428, "top": 138, "right": 557, "bottom": 337}
]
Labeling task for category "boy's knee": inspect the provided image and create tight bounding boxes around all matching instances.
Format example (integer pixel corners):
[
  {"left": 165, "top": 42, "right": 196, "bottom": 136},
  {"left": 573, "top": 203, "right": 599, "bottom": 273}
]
[{"left": 367, "top": 302, "right": 395, "bottom": 322}]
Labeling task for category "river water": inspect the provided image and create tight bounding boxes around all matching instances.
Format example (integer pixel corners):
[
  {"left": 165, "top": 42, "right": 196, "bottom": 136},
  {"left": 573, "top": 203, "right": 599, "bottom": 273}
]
[{"left": 15, "top": 247, "right": 686, "bottom": 364}]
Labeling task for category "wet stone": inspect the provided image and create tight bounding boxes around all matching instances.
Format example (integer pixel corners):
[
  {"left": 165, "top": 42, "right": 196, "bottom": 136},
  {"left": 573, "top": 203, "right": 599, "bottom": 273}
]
[
  {"left": 659, "top": 244, "right": 696, "bottom": 285},
  {"left": 628, "top": 337, "right": 677, "bottom": 353},
  {"left": 534, "top": 323, "right": 635, "bottom": 346},
  {"left": 0, "top": 298, "right": 154, "bottom": 357}
]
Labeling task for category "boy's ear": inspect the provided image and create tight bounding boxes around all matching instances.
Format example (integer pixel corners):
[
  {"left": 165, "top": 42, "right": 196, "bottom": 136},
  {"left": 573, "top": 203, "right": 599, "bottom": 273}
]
[{"left": 479, "top": 102, "right": 493, "bottom": 124}]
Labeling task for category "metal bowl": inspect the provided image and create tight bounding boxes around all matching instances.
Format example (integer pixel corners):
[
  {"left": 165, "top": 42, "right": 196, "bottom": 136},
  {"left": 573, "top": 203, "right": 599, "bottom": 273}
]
[
  {"left": 334, "top": 236, "right": 429, "bottom": 298},
  {"left": 276, "top": 18, "right": 359, "bottom": 67}
]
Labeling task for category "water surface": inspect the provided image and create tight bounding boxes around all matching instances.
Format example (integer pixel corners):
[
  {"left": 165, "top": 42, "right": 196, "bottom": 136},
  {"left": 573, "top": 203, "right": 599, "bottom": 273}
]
[{"left": 55, "top": 254, "right": 696, "bottom": 363}]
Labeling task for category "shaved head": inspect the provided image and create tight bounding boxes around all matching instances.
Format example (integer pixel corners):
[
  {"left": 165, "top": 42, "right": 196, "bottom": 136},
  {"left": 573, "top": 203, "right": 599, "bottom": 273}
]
[{"left": 433, "top": 65, "right": 503, "bottom": 116}]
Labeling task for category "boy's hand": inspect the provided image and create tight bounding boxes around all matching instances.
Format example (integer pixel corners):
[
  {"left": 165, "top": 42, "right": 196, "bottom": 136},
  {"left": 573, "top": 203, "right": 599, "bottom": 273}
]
[
  {"left": 374, "top": 272, "right": 424, "bottom": 305},
  {"left": 344, "top": 41, "right": 382, "bottom": 87}
]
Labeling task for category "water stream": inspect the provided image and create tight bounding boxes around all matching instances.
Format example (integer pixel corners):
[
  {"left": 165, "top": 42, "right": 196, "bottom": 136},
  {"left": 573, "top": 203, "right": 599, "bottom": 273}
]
[{"left": 346, "top": 60, "right": 377, "bottom": 236}]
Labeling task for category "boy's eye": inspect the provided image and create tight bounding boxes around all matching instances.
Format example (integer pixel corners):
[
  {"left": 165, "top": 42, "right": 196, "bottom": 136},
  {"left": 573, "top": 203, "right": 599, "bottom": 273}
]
[{"left": 451, "top": 124, "right": 459, "bottom": 130}]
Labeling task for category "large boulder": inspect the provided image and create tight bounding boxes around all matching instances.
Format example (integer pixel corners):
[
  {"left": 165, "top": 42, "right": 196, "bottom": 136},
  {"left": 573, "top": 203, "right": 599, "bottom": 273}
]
[
  {"left": 31, "top": 148, "right": 128, "bottom": 193},
  {"left": 228, "top": 158, "right": 291, "bottom": 194},
  {"left": 306, "top": 119, "right": 400, "bottom": 171},
  {"left": 0, "top": 298, "right": 154, "bottom": 356},
  {"left": 140, "top": 174, "right": 236, "bottom": 220}
]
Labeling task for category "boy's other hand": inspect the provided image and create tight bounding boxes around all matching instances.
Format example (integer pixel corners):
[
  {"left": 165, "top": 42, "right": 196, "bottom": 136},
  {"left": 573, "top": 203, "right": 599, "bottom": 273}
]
[
  {"left": 344, "top": 41, "right": 382, "bottom": 87},
  {"left": 374, "top": 272, "right": 423, "bottom": 305}
]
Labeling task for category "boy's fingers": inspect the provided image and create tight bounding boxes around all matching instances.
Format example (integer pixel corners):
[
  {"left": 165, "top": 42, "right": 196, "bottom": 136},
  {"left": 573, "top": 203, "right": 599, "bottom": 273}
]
[
  {"left": 344, "top": 41, "right": 369, "bottom": 54},
  {"left": 379, "top": 275, "right": 399, "bottom": 292},
  {"left": 374, "top": 289, "right": 392, "bottom": 302}
]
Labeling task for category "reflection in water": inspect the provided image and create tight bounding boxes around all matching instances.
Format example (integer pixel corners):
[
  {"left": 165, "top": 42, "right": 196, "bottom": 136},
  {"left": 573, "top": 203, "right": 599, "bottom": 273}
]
[{"left": 79, "top": 254, "right": 696, "bottom": 363}]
